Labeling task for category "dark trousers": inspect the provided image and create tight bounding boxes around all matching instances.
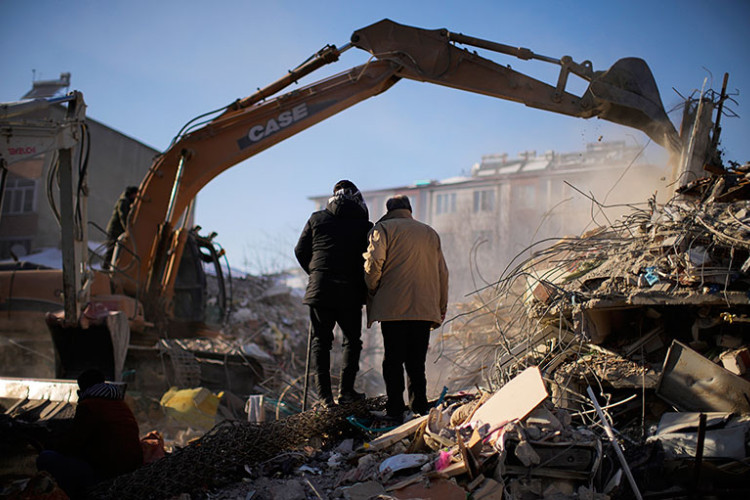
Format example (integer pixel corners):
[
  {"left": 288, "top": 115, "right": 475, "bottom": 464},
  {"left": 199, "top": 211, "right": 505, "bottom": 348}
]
[
  {"left": 103, "top": 238, "right": 116, "bottom": 269},
  {"left": 37, "top": 450, "right": 97, "bottom": 499},
  {"left": 381, "top": 320, "right": 431, "bottom": 416},
  {"left": 309, "top": 306, "right": 363, "bottom": 399}
]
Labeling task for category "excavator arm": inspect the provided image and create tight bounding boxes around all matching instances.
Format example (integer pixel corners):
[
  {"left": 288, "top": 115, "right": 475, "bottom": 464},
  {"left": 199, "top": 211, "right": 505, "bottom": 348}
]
[
  {"left": 113, "top": 18, "right": 679, "bottom": 324},
  {"left": 352, "top": 19, "right": 680, "bottom": 150}
]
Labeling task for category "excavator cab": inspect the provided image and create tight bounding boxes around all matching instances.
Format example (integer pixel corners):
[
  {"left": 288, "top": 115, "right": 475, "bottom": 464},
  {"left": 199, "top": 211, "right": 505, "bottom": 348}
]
[
  {"left": 170, "top": 228, "right": 228, "bottom": 333},
  {"left": 49, "top": 228, "right": 229, "bottom": 381}
]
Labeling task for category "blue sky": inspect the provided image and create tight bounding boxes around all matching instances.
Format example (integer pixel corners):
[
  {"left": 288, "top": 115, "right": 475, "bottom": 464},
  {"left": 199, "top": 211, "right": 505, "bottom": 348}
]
[{"left": 3, "top": 1, "right": 748, "bottom": 274}]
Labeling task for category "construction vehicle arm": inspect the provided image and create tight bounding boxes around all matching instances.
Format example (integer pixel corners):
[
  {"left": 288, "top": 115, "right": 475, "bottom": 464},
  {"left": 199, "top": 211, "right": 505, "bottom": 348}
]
[
  {"left": 0, "top": 92, "right": 88, "bottom": 325},
  {"left": 351, "top": 19, "right": 679, "bottom": 150},
  {"left": 0, "top": 92, "right": 86, "bottom": 166},
  {"left": 113, "top": 19, "right": 679, "bottom": 321}
]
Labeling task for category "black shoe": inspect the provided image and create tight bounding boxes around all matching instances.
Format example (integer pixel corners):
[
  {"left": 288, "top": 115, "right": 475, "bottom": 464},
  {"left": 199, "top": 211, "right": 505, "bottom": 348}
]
[
  {"left": 337, "top": 390, "right": 366, "bottom": 405},
  {"left": 315, "top": 396, "right": 336, "bottom": 410},
  {"left": 383, "top": 411, "right": 404, "bottom": 426}
]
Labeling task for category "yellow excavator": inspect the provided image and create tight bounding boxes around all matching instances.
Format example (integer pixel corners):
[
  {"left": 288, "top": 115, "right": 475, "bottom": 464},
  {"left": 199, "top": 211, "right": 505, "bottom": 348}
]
[{"left": 0, "top": 19, "right": 683, "bottom": 386}]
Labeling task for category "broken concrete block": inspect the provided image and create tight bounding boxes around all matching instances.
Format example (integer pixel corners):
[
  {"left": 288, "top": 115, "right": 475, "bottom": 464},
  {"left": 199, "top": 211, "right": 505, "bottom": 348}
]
[
  {"left": 525, "top": 406, "right": 562, "bottom": 432},
  {"left": 269, "top": 479, "right": 305, "bottom": 500},
  {"left": 578, "top": 484, "right": 610, "bottom": 500},
  {"left": 543, "top": 479, "right": 575, "bottom": 497},
  {"left": 514, "top": 440, "right": 540, "bottom": 467},
  {"left": 525, "top": 276, "right": 557, "bottom": 305},
  {"left": 392, "top": 478, "right": 467, "bottom": 500},
  {"left": 719, "top": 346, "right": 750, "bottom": 375},
  {"left": 341, "top": 480, "right": 386, "bottom": 500},
  {"left": 327, "top": 452, "right": 343, "bottom": 468},
  {"left": 335, "top": 438, "right": 354, "bottom": 454},
  {"left": 472, "top": 478, "right": 504, "bottom": 500},
  {"left": 525, "top": 426, "right": 542, "bottom": 440},
  {"left": 715, "top": 333, "right": 744, "bottom": 349}
]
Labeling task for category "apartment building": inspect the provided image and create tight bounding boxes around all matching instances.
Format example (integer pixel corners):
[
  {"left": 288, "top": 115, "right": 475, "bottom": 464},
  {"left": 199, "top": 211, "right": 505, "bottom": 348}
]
[{"left": 310, "top": 141, "right": 668, "bottom": 300}]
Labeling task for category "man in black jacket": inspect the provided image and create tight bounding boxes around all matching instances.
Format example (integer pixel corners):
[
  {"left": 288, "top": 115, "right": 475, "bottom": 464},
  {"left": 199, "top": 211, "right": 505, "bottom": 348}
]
[
  {"left": 103, "top": 186, "right": 138, "bottom": 269},
  {"left": 295, "top": 180, "right": 373, "bottom": 408}
]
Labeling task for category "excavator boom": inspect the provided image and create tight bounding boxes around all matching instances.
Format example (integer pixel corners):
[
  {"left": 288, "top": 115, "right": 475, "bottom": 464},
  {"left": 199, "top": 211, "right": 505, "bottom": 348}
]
[{"left": 352, "top": 19, "right": 680, "bottom": 150}]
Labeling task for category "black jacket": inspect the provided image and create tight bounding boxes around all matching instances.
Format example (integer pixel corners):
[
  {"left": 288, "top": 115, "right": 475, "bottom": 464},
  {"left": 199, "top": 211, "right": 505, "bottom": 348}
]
[
  {"left": 295, "top": 193, "right": 373, "bottom": 308},
  {"left": 105, "top": 192, "right": 133, "bottom": 240}
]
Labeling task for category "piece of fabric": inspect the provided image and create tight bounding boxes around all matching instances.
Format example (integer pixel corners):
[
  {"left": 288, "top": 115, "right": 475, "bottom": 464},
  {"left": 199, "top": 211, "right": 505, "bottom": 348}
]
[
  {"left": 381, "top": 321, "right": 431, "bottom": 416},
  {"left": 363, "top": 209, "right": 449, "bottom": 327},
  {"left": 295, "top": 191, "right": 373, "bottom": 309}
]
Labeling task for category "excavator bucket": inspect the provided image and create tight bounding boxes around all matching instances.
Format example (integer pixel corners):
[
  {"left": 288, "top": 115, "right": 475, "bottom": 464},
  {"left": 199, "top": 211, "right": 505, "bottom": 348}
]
[
  {"left": 587, "top": 58, "right": 681, "bottom": 153},
  {"left": 47, "top": 319, "right": 119, "bottom": 381},
  {"left": 46, "top": 300, "right": 132, "bottom": 382}
]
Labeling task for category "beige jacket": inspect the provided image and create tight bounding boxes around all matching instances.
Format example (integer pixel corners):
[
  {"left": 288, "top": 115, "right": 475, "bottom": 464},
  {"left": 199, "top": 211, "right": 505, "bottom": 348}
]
[{"left": 363, "top": 209, "right": 449, "bottom": 328}]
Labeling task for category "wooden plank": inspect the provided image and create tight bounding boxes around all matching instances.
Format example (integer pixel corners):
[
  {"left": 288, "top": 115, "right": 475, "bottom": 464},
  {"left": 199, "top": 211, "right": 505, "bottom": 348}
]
[
  {"left": 433, "top": 460, "right": 468, "bottom": 478},
  {"left": 470, "top": 366, "right": 548, "bottom": 430},
  {"left": 363, "top": 415, "right": 429, "bottom": 451},
  {"left": 457, "top": 433, "right": 478, "bottom": 480}
]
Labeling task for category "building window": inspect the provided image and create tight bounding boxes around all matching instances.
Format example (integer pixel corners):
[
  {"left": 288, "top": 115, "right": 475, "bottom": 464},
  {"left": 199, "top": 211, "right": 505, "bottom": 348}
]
[
  {"left": 435, "top": 192, "right": 456, "bottom": 215},
  {"left": 2, "top": 178, "right": 36, "bottom": 215},
  {"left": 473, "top": 189, "right": 495, "bottom": 213}
]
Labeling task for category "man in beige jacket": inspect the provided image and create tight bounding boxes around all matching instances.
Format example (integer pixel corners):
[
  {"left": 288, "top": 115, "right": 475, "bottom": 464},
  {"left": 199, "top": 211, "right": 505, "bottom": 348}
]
[{"left": 363, "top": 195, "right": 449, "bottom": 420}]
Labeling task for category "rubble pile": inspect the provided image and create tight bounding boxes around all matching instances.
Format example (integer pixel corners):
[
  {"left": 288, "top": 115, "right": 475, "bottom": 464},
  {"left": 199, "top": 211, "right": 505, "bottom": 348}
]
[
  {"left": 188, "top": 273, "right": 311, "bottom": 413},
  {"left": 4, "top": 166, "right": 750, "bottom": 498},
  {"left": 442, "top": 169, "right": 750, "bottom": 495},
  {"left": 87, "top": 366, "right": 652, "bottom": 499},
  {"left": 88, "top": 398, "right": 380, "bottom": 500}
]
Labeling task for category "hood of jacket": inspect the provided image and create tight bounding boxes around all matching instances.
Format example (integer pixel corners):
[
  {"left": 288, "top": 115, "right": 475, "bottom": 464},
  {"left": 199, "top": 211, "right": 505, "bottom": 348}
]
[
  {"left": 326, "top": 189, "right": 369, "bottom": 219},
  {"left": 78, "top": 382, "right": 125, "bottom": 401}
]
